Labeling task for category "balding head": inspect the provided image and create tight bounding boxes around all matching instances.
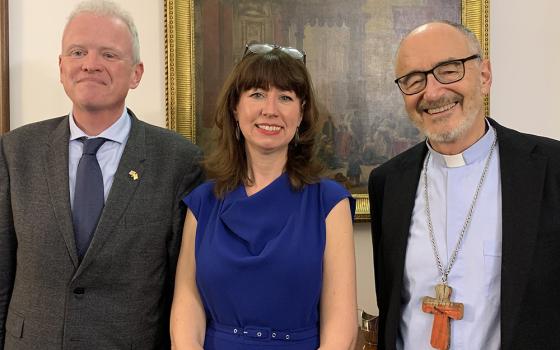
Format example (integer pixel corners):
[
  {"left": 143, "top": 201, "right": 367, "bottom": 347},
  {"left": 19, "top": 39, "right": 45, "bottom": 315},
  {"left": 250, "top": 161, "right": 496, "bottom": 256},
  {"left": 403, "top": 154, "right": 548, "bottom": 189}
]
[
  {"left": 396, "top": 21, "right": 481, "bottom": 69},
  {"left": 395, "top": 21, "right": 481, "bottom": 78}
]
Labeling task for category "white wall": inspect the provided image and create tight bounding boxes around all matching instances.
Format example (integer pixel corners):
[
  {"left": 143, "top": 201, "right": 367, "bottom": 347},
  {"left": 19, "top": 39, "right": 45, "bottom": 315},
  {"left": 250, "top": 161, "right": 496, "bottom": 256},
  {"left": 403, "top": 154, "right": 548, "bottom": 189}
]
[
  {"left": 8, "top": 0, "right": 560, "bottom": 317},
  {"left": 490, "top": 1, "right": 560, "bottom": 139},
  {"left": 354, "top": 223, "right": 377, "bottom": 314}
]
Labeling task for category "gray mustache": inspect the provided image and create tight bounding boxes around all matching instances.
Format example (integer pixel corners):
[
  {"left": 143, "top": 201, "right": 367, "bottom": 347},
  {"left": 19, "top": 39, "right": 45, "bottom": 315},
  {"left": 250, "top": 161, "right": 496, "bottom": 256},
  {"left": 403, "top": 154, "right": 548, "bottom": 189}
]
[{"left": 417, "top": 94, "right": 463, "bottom": 112}]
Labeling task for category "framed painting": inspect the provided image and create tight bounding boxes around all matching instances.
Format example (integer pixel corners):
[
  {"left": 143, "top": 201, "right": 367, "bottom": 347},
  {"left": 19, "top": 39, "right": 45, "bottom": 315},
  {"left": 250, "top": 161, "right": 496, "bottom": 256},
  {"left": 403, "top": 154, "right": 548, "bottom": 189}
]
[
  {"left": 0, "top": 0, "right": 9, "bottom": 135},
  {"left": 165, "top": 0, "right": 489, "bottom": 221}
]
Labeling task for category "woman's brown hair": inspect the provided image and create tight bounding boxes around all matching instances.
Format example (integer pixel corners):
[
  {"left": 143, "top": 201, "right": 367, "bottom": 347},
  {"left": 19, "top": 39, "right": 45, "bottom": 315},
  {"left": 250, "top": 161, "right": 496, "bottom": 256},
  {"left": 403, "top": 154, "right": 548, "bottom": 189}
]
[{"left": 204, "top": 47, "right": 323, "bottom": 197}]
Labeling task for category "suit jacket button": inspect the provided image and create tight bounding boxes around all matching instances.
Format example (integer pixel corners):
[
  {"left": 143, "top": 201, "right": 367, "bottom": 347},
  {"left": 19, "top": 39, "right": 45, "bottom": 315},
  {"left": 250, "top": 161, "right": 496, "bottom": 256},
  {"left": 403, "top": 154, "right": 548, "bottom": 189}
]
[{"left": 73, "top": 287, "right": 85, "bottom": 294}]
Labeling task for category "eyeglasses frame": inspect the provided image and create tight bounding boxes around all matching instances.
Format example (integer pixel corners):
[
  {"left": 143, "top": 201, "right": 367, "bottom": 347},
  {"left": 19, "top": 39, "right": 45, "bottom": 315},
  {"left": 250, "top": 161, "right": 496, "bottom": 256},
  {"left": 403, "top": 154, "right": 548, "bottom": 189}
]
[{"left": 394, "top": 54, "right": 481, "bottom": 95}]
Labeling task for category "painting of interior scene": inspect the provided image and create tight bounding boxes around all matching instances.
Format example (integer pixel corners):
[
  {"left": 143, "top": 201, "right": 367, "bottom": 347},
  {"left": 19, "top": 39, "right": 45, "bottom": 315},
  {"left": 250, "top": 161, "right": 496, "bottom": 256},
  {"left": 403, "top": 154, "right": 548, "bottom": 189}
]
[{"left": 194, "top": 0, "right": 460, "bottom": 194}]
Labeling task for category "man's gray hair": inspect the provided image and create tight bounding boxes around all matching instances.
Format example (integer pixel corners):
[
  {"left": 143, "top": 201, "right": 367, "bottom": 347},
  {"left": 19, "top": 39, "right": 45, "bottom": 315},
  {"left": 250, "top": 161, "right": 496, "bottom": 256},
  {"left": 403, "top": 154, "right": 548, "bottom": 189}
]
[
  {"left": 66, "top": 0, "right": 141, "bottom": 64},
  {"left": 436, "top": 20, "right": 482, "bottom": 57}
]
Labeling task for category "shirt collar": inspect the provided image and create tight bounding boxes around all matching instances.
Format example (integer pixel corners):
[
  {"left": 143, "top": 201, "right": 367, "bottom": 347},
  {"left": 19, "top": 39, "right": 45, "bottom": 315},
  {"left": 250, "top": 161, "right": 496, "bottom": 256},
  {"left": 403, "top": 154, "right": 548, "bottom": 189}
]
[
  {"left": 426, "top": 119, "right": 496, "bottom": 168},
  {"left": 69, "top": 108, "right": 131, "bottom": 144}
]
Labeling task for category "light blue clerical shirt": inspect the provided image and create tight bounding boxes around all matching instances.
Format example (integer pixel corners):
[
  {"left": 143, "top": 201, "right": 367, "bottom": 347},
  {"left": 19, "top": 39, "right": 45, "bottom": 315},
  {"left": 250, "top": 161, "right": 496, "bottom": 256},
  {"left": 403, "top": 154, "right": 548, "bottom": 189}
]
[
  {"left": 398, "top": 121, "right": 502, "bottom": 350},
  {"left": 68, "top": 108, "right": 131, "bottom": 208}
]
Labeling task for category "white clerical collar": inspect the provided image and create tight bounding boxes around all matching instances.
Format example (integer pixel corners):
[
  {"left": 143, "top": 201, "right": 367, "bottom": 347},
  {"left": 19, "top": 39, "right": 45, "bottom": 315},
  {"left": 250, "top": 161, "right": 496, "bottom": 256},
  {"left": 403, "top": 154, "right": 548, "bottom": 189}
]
[{"left": 426, "top": 119, "right": 496, "bottom": 168}]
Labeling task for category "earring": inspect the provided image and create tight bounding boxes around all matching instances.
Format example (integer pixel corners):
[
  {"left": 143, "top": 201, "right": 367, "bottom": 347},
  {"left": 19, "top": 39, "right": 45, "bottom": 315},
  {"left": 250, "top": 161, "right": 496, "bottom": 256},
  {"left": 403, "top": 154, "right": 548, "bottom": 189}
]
[
  {"left": 235, "top": 121, "right": 241, "bottom": 141},
  {"left": 293, "top": 127, "right": 300, "bottom": 146}
]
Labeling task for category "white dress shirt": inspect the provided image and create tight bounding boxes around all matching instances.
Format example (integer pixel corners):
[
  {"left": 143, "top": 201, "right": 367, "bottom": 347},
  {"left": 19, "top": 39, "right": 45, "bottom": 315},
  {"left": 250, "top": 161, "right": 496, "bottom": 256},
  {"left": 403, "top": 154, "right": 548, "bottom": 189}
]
[
  {"left": 398, "top": 122, "right": 502, "bottom": 350},
  {"left": 68, "top": 108, "right": 131, "bottom": 208}
]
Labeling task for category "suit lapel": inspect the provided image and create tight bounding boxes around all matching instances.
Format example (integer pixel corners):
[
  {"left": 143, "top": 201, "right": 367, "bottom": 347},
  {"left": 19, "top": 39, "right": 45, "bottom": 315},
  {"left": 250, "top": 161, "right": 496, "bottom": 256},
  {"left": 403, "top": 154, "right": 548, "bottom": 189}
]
[
  {"left": 45, "top": 116, "right": 80, "bottom": 267},
  {"left": 382, "top": 143, "right": 426, "bottom": 343},
  {"left": 383, "top": 145, "right": 426, "bottom": 266},
  {"left": 493, "top": 120, "right": 547, "bottom": 348},
  {"left": 77, "top": 112, "right": 146, "bottom": 273}
]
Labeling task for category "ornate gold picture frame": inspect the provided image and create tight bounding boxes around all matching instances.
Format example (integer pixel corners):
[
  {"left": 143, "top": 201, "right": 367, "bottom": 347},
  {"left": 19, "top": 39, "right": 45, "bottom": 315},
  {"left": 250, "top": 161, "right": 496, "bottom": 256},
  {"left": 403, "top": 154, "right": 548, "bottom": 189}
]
[{"left": 165, "top": 0, "right": 489, "bottom": 221}]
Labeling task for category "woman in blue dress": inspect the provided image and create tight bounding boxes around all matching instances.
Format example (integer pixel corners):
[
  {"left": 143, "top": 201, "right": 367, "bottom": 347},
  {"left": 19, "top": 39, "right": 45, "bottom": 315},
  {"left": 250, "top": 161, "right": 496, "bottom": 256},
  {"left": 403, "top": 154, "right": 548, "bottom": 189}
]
[{"left": 170, "top": 44, "right": 357, "bottom": 349}]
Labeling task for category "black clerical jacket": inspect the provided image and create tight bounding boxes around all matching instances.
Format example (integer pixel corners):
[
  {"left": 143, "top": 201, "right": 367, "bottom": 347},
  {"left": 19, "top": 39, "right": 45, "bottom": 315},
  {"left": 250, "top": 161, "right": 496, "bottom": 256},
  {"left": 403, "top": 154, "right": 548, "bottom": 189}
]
[{"left": 369, "top": 118, "right": 560, "bottom": 350}]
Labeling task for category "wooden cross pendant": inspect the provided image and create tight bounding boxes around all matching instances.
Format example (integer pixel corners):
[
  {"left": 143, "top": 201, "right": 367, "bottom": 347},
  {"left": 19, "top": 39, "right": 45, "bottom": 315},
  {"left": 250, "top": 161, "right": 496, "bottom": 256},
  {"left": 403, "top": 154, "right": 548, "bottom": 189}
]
[{"left": 422, "top": 284, "right": 464, "bottom": 350}]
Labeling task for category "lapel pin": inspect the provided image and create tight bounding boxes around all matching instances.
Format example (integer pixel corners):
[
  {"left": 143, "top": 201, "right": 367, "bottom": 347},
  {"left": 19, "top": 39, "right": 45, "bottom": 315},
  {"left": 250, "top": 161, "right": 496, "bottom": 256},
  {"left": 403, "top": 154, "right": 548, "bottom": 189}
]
[{"left": 128, "top": 170, "right": 139, "bottom": 181}]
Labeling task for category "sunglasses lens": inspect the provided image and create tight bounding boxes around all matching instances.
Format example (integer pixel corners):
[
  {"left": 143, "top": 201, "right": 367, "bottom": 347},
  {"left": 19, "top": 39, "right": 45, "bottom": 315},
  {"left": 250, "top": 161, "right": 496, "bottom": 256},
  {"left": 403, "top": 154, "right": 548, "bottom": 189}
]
[
  {"left": 281, "top": 47, "right": 304, "bottom": 61},
  {"left": 247, "top": 44, "right": 274, "bottom": 55}
]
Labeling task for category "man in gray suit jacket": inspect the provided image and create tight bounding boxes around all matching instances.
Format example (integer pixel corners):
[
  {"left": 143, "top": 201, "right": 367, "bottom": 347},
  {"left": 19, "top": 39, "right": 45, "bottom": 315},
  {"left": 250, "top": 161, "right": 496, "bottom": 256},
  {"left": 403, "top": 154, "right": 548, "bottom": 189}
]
[{"left": 0, "top": 1, "right": 203, "bottom": 348}]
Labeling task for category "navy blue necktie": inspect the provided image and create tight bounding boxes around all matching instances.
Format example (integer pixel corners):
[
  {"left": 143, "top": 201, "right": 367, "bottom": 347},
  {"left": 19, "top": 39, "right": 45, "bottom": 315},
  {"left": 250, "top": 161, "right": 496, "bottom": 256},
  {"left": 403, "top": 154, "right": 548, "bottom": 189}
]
[{"left": 73, "top": 137, "right": 107, "bottom": 259}]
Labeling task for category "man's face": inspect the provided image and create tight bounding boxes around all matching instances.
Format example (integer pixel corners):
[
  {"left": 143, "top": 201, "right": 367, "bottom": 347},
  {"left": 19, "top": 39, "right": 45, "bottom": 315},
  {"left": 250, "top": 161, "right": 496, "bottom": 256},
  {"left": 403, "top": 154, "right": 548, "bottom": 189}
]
[
  {"left": 395, "top": 23, "right": 492, "bottom": 153},
  {"left": 59, "top": 13, "right": 143, "bottom": 114}
]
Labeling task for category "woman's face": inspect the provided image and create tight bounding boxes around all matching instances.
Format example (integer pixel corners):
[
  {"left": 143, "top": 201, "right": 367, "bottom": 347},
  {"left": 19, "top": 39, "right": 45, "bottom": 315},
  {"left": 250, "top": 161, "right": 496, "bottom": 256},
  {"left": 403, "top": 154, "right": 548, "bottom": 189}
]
[{"left": 235, "top": 86, "right": 302, "bottom": 157}]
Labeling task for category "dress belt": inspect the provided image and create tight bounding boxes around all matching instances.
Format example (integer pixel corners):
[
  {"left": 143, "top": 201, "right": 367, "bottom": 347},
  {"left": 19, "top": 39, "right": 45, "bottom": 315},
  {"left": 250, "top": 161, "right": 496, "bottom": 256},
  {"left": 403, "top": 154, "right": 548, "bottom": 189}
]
[{"left": 207, "top": 320, "right": 318, "bottom": 341}]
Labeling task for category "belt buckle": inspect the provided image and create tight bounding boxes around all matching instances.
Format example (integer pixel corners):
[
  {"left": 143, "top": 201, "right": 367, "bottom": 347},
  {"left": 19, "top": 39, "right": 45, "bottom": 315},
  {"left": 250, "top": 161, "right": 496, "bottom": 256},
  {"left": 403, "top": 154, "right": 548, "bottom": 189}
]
[{"left": 243, "top": 326, "right": 272, "bottom": 340}]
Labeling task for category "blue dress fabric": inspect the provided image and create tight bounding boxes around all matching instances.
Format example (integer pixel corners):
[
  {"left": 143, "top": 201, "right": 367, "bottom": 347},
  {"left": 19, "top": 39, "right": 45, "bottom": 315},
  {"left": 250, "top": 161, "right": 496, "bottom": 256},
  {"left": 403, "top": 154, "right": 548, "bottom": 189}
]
[{"left": 183, "top": 173, "right": 355, "bottom": 349}]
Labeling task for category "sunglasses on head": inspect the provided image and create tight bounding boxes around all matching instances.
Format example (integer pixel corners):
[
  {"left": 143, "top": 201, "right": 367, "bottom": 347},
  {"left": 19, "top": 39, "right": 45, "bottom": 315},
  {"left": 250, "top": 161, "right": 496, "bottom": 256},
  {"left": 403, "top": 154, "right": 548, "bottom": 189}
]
[{"left": 243, "top": 43, "right": 306, "bottom": 65}]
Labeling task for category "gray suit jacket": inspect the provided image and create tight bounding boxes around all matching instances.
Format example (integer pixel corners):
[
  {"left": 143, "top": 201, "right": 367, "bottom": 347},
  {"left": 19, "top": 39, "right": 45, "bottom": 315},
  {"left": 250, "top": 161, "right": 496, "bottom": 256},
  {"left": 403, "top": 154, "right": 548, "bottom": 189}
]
[{"left": 0, "top": 111, "right": 203, "bottom": 349}]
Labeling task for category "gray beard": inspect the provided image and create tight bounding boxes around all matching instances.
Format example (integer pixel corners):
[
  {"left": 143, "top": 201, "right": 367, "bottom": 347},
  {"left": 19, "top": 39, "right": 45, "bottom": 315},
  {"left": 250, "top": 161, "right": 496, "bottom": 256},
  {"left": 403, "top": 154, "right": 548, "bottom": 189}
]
[{"left": 418, "top": 110, "right": 478, "bottom": 144}]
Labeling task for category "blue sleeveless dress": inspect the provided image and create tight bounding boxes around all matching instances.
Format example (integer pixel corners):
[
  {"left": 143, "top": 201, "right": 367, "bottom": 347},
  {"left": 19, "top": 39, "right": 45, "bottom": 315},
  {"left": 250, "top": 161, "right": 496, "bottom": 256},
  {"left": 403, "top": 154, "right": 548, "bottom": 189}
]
[{"left": 183, "top": 173, "right": 355, "bottom": 349}]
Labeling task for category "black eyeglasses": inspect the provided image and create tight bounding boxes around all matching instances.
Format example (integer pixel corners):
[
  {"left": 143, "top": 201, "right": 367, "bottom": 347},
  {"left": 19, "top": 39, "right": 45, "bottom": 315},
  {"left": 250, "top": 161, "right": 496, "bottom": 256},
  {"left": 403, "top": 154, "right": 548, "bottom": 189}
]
[
  {"left": 243, "top": 43, "right": 306, "bottom": 65},
  {"left": 395, "top": 54, "right": 481, "bottom": 95}
]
